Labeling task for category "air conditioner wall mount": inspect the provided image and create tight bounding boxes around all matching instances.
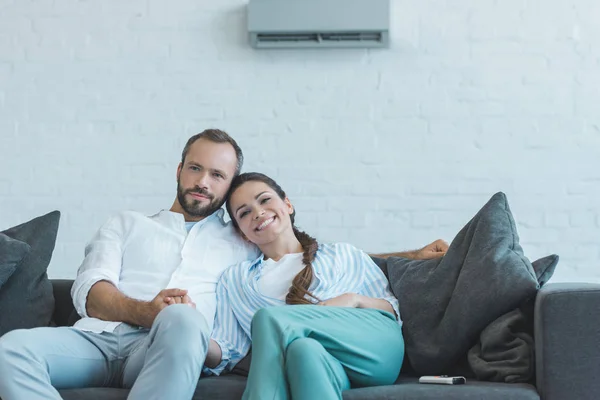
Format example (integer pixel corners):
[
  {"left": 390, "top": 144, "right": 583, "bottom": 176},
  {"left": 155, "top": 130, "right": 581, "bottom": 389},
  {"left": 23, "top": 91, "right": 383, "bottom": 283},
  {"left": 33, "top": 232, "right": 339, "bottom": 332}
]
[{"left": 248, "top": 0, "right": 390, "bottom": 49}]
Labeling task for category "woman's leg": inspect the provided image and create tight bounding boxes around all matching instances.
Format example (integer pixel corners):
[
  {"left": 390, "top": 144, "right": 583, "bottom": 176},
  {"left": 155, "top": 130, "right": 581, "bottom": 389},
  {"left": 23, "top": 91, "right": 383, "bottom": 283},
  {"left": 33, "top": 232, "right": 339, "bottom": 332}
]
[
  {"left": 285, "top": 338, "right": 350, "bottom": 400},
  {"left": 242, "top": 305, "right": 404, "bottom": 400}
]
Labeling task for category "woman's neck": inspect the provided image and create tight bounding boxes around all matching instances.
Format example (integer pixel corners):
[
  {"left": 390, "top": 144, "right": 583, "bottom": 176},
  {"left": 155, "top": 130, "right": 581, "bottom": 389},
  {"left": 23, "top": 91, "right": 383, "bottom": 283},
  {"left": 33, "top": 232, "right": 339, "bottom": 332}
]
[{"left": 260, "top": 231, "right": 303, "bottom": 262}]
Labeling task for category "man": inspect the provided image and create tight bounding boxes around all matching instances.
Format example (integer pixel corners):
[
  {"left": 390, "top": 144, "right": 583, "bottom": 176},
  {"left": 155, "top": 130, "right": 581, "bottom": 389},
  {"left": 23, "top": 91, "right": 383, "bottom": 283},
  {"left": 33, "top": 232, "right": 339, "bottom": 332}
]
[{"left": 0, "top": 129, "right": 447, "bottom": 400}]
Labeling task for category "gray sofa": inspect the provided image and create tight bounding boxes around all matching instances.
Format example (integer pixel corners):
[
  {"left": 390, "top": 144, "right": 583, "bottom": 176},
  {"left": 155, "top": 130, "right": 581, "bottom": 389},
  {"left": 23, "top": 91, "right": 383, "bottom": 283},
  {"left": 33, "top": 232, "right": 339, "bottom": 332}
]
[{"left": 48, "top": 279, "right": 600, "bottom": 400}]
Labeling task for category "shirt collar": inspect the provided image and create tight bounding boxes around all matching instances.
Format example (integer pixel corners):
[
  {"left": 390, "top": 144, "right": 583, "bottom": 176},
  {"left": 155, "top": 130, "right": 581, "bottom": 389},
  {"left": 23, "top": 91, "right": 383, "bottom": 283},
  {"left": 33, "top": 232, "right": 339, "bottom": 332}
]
[
  {"left": 248, "top": 253, "right": 265, "bottom": 271},
  {"left": 155, "top": 208, "right": 226, "bottom": 225}
]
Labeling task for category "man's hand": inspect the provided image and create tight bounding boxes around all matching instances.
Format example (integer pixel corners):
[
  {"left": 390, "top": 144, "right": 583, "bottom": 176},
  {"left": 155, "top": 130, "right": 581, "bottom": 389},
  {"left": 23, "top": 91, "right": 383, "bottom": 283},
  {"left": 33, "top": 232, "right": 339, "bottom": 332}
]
[
  {"left": 85, "top": 282, "right": 191, "bottom": 329},
  {"left": 138, "top": 288, "right": 189, "bottom": 328},
  {"left": 318, "top": 293, "right": 360, "bottom": 308},
  {"left": 165, "top": 293, "right": 196, "bottom": 309},
  {"left": 414, "top": 239, "right": 449, "bottom": 260}
]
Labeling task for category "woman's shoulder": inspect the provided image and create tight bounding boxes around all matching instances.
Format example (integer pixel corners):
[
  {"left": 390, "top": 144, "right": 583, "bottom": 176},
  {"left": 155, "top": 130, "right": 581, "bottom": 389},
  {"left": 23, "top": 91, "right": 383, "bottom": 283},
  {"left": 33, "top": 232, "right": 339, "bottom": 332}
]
[
  {"left": 316, "top": 242, "right": 365, "bottom": 258},
  {"left": 220, "top": 257, "right": 259, "bottom": 283}
]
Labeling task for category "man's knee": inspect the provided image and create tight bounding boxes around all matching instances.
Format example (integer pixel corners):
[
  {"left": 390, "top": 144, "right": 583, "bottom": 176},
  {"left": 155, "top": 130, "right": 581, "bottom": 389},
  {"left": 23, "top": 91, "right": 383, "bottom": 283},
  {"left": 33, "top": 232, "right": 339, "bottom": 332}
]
[
  {"left": 0, "top": 329, "right": 33, "bottom": 371},
  {"left": 154, "top": 305, "right": 209, "bottom": 351}
]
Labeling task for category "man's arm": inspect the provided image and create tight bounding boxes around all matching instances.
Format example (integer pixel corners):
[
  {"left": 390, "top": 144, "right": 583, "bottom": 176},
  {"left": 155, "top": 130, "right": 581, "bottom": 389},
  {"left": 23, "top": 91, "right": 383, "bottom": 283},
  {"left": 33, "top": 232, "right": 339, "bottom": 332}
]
[
  {"left": 87, "top": 281, "right": 188, "bottom": 329},
  {"left": 370, "top": 239, "right": 449, "bottom": 260},
  {"left": 371, "top": 250, "right": 419, "bottom": 259}
]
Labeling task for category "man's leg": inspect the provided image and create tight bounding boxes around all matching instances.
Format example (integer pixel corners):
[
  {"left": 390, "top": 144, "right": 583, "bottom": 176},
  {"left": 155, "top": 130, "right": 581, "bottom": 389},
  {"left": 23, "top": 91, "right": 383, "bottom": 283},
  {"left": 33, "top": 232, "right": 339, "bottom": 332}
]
[
  {"left": 242, "top": 305, "right": 405, "bottom": 400},
  {"left": 0, "top": 327, "right": 120, "bottom": 400},
  {"left": 122, "top": 304, "right": 210, "bottom": 400}
]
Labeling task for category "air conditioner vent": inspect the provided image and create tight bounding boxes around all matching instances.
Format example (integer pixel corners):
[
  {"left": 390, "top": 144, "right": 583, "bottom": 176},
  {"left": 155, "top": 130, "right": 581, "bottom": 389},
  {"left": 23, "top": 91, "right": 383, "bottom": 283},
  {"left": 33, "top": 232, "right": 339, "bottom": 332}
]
[{"left": 253, "top": 31, "right": 386, "bottom": 48}]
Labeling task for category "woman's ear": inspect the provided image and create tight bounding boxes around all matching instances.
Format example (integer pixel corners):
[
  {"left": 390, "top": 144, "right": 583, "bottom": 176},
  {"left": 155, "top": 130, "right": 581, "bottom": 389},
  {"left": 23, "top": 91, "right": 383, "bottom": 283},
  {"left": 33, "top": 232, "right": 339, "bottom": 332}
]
[
  {"left": 235, "top": 228, "right": 249, "bottom": 242},
  {"left": 284, "top": 197, "right": 294, "bottom": 215}
]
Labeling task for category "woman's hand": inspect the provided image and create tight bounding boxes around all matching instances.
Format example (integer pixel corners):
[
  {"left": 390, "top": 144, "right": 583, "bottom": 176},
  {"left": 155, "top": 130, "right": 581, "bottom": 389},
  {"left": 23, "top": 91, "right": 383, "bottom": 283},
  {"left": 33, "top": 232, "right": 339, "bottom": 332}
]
[
  {"left": 318, "top": 293, "right": 361, "bottom": 308},
  {"left": 320, "top": 293, "right": 396, "bottom": 316}
]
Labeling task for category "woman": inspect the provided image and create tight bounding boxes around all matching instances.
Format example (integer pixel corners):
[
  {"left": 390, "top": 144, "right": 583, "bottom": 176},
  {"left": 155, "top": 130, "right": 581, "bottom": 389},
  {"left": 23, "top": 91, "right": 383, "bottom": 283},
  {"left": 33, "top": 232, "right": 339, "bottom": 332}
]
[{"left": 204, "top": 172, "right": 405, "bottom": 400}]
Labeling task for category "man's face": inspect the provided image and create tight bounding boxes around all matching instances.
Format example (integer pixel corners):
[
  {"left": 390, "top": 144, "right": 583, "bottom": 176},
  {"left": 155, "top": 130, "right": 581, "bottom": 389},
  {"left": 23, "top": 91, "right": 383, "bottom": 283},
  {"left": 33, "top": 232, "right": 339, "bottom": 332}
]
[{"left": 176, "top": 139, "right": 238, "bottom": 221}]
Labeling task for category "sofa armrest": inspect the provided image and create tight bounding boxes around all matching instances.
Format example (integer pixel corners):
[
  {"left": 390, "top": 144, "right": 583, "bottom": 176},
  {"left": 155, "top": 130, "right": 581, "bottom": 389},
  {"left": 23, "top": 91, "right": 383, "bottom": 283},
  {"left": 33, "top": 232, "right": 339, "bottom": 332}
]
[{"left": 535, "top": 282, "right": 600, "bottom": 400}]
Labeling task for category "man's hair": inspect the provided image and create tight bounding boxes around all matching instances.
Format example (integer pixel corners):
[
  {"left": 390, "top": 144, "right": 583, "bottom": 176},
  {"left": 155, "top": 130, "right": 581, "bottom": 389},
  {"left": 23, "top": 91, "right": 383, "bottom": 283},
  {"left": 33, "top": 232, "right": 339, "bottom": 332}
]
[{"left": 181, "top": 129, "right": 244, "bottom": 177}]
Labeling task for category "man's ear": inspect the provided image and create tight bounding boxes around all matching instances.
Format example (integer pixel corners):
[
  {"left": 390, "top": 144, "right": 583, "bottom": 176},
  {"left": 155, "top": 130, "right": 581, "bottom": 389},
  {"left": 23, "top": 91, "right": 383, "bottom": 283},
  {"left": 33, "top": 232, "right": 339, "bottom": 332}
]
[{"left": 176, "top": 163, "right": 183, "bottom": 181}]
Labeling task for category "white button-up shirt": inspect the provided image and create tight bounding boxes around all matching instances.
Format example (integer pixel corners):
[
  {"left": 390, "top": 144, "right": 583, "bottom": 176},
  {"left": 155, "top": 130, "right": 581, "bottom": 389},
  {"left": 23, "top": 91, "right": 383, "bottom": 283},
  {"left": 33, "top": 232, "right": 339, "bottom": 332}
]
[{"left": 71, "top": 209, "right": 258, "bottom": 333}]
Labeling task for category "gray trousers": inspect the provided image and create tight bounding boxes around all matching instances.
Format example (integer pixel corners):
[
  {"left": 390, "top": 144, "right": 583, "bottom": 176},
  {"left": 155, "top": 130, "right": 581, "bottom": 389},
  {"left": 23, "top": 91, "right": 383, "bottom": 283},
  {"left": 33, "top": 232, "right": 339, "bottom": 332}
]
[{"left": 0, "top": 304, "right": 209, "bottom": 400}]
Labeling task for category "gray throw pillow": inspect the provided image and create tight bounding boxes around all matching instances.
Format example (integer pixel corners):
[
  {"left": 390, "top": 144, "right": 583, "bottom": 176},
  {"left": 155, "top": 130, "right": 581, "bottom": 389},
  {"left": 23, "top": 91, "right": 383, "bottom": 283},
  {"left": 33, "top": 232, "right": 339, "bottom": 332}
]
[
  {"left": 531, "top": 254, "right": 559, "bottom": 287},
  {"left": 387, "top": 192, "right": 538, "bottom": 375},
  {"left": 0, "top": 211, "right": 60, "bottom": 336},
  {"left": 0, "top": 234, "right": 30, "bottom": 290}
]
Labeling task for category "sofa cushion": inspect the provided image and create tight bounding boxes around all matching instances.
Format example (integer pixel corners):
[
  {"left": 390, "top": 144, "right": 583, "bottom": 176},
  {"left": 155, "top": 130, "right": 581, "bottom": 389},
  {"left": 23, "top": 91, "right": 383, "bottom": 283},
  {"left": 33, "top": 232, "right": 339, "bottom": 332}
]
[
  {"left": 59, "top": 375, "right": 248, "bottom": 400},
  {"left": 58, "top": 375, "right": 540, "bottom": 400},
  {"left": 386, "top": 192, "right": 539, "bottom": 375},
  {"left": 0, "top": 211, "right": 60, "bottom": 336},
  {"left": 343, "top": 376, "right": 539, "bottom": 400},
  {"left": 0, "top": 233, "right": 30, "bottom": 290}
]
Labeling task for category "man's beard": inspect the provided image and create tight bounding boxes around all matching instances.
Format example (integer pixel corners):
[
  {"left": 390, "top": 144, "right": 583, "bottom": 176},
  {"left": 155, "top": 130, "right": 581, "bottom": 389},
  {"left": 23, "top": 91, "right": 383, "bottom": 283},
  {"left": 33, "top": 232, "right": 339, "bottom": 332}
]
[{"left": 176, "top": 181, "right": 225, "bottom": 219}]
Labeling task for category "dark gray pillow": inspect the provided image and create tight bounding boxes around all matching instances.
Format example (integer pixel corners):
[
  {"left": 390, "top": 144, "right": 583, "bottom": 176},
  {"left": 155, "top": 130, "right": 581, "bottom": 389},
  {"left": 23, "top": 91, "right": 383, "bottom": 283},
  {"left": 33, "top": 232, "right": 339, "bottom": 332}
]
[
  {"left": 0, "top": 234, "right": 31, "bottom": 290},
  {"left": 0, "top": 211, "right": 60, "bottom": 336},
  {"left": 531, "top": 254, "right": 559, "bottom": 287},
  {"left": 387, "top": 192, "right": 538, "bottom": 375}
]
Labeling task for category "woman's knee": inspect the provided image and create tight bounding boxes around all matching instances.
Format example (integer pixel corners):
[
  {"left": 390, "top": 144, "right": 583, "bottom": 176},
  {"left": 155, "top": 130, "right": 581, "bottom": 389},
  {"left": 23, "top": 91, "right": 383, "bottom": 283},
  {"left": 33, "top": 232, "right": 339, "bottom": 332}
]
[
  {"left": 251, "top": 306, "right": 286, "bottom": 333},
  {"left": 285, "top": 338, "right": 323, "bottom": 363}
]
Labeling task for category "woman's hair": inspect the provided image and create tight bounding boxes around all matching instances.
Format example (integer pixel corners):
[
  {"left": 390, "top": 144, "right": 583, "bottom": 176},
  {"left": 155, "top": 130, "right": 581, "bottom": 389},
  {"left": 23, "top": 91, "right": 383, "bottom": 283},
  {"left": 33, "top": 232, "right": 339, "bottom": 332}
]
[{"left": 226, "top": 172, "right": 319, "bottom": 305}]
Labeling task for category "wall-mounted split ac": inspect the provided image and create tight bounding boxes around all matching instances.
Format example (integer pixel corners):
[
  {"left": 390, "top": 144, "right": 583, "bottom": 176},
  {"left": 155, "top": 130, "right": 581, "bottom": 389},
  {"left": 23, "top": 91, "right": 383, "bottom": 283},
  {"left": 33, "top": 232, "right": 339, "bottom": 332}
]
[{"left": 247, "top": 0, "right": 390, "bottom": 49}]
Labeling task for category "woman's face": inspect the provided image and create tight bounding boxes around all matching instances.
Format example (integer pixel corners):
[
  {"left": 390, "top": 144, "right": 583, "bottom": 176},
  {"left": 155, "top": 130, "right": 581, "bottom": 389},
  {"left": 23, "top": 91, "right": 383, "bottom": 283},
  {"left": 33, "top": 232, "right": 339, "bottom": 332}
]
[{"left": 229, "top": 180, "right": 294, "bottom": 246}]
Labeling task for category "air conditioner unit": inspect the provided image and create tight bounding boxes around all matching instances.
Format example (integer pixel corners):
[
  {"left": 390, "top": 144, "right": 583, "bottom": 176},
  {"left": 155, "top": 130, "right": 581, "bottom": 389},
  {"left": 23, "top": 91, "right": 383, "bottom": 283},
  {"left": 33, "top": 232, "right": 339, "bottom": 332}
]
[{"left": 247, "top": 0, "right": 390, "bottom": 49}]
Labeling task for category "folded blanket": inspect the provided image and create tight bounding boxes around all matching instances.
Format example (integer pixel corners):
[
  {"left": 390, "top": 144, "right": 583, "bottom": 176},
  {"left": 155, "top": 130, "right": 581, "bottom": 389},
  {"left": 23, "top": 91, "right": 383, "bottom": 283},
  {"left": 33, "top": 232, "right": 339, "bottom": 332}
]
[{"left": 468, "top": 254, "right": 559, "bottom": 383}]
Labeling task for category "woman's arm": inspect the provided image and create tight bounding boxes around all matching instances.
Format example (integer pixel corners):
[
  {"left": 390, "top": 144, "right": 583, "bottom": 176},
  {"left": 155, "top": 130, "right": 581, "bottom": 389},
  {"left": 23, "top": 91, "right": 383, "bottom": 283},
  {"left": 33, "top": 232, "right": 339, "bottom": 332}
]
[
  {"left": 345, "top": 244, "right": 402, "bottom": 319},
  {"left": 319, "top": 293, "right": 394, "bottom": 314},
  {"left": 205, "top": 339, "right": 223, "bottom": 369},
  {"left": 204, "top": 272, "right": 251, "bottom": 375},
  {"left": 356, "top": 294, "right": 395, "bottom": 314}
]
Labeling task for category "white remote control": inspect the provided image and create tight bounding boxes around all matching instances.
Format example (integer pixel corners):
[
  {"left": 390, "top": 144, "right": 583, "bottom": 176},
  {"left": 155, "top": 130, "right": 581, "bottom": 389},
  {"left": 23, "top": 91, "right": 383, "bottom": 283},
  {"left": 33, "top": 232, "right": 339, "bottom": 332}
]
[{"left": 419, "top": 376, "right": 466, "bottom": 385}]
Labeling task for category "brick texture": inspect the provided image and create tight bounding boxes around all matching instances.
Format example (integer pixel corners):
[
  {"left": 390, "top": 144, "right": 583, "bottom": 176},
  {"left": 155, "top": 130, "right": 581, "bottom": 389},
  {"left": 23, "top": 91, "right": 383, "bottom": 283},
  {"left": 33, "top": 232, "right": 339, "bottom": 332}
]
[{"left": 1, "top": 0, "right": 599, "bottom": 282}]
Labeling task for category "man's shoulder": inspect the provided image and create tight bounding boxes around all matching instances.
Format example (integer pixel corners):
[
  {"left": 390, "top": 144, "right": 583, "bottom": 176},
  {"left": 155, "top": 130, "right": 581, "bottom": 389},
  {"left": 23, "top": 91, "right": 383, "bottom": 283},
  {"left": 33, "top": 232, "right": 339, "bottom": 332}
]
[
  {"left": 97, "top": 210, "right": 148, "bottom": 229},
  {"left": 204, "top": 219, "right": 260, "bottom": 257},
  {"left": 217, "top": 220, "right": 254, "bottom": 244},
  {"left": 106, "top": 210, "right": 153, "bottom": 221}
]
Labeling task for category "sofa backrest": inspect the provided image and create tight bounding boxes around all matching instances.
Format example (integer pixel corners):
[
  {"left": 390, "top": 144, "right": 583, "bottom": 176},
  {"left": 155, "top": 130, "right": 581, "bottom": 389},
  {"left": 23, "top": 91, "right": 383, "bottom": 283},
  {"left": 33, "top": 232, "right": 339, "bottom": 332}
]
[{"left": 51, "top": 279, "right": 78, "bottom": 326}]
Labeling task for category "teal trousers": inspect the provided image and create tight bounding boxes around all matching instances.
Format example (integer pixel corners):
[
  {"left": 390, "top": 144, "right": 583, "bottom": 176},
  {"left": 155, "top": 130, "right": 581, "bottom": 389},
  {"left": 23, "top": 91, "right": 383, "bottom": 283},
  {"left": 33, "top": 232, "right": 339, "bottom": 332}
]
[{"left": 242, "top": 305, "right": 405, "bottom": 400}]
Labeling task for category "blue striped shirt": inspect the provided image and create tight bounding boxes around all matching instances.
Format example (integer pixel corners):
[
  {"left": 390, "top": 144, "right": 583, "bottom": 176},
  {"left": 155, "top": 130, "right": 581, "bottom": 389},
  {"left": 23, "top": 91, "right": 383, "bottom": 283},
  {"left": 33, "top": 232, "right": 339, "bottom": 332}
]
[{"left": 207, "top": 242, "right": 401, "bottom": 375}]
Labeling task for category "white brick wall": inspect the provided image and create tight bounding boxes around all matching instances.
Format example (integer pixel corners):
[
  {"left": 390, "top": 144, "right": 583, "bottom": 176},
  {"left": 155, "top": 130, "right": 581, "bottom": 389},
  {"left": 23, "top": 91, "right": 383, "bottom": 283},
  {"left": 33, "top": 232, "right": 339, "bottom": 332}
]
[{"left": 1, "top": 0, "right": 599, "bottom": 282}]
